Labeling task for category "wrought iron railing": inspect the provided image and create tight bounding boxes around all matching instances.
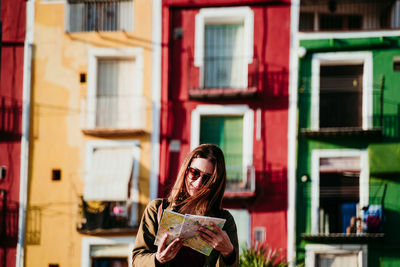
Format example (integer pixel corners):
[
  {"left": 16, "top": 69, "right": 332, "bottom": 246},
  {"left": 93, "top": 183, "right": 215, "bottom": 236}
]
[
  {"left": 0, "top": 199, "right": 19, "bottom": 245},
  {"left": 77, "top": 199, "right": 135, "bottom": 232},
  {"left": 225, "top": 165, "right": 256, "bottom": 196},
  {"left": 81, "top": 96, "right": 147, "bottom": 131},
  {"left": 300, "top": 0, "right": 400, "bottom": 32},
  {"left": 66, "top": 0, "right": 133, "bottom": 32},
  {"left": 0, "top": 97, "right": 22, "bottom": 138},
  {"left": 298, "top": 75, "right": 396, "bottom": 135},
  {"left": 189, "top": 56, "right": 259, "bottom": 95}
]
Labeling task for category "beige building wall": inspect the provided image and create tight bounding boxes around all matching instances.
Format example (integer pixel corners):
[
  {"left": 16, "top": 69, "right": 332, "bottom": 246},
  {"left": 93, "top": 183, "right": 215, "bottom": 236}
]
[{"left": 26, "top": 0, "right": 154, "bottom": 266}]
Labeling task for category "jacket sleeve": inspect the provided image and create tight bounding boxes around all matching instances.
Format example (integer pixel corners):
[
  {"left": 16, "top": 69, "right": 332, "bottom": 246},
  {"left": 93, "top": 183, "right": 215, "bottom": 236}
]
[
  {"left": 132, "top": 199, "right": 162, "bottom": 267},
  {"left": 217, "top": 210, "right": 239, "bottom": 267}
]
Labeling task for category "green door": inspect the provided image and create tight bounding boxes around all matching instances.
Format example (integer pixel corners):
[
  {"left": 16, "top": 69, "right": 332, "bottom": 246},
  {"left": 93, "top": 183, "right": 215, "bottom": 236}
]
[{"left": 200, "top": 116, "right": 243, "bottom": 183}]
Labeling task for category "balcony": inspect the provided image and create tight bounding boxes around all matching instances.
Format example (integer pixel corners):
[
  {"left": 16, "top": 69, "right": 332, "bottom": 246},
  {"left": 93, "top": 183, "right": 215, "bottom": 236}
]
[
  {"left": 81, "top": 96, "right": 147, "bottom": 137},
  {"left": 298, "top": 74, "right": 386, "bottom": 138},
  {"left": 224, "top": 165, "right": 256, "bottom": 198},
  {"left": 0, "top": 199, "right": 19, "bottom": 247},
  {"left": 77, "top": 198, "right": 137, "bottom": 235},
  {"left": 0, "top": 97, "right": 22, "bottom": 140},
  {"left": 300, "top": 0, "right": 400, "bottom": 32},
  {"left": 188, "top": 56, "right": 259, "bottom": 100},
  {"left": 66, "top": 0, "right": 133, "bottom": 33},
  {"left": 301, "top": 203, "right": 385, "bottom": 244}
]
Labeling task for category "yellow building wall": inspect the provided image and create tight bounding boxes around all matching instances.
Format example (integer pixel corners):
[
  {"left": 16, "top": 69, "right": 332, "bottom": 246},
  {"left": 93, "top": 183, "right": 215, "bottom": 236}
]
[{"left": 26, "top": 0, "right": 154, "bottom": 266}]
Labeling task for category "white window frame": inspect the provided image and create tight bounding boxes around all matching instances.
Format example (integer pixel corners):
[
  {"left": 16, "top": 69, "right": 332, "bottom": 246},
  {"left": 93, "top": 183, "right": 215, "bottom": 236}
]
[
  {"left": 191, "top": 105, "right": 254, "bottom": 181},
  {"left": 311, "top": 149, "right": 369, "bottom": 235},
  {"left": 86, "top": 47, "right": 144, "bottom": 129},
  {"left": 305, "top": 244, "right": 367, "bottom": 267},
  {"left": 194, "top": 7, "right": 254, "bottom": 88},
  {"left": 253, "top": 226, "right": 266, "bottom": 243},
  {"left": 81, "top": 236, "right": 134, "bottom": 267},
  {"left": 85, "top": 140, "right": 140, "bottom": 226},
  {"left": 310, "top": 51, "right": 373, "bottom": 130}
]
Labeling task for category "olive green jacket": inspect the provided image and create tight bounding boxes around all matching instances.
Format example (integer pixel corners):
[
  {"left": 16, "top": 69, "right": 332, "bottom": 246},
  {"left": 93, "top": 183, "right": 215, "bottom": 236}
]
[{"left": 132, "top": 198, "right": 239, "bottom": 267}]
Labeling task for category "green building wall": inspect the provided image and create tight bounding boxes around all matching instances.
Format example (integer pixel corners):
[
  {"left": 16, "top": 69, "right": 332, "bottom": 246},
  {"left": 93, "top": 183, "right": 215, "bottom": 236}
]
[{"left": 296, "top": 36, "right": 400, "bottom": 266}]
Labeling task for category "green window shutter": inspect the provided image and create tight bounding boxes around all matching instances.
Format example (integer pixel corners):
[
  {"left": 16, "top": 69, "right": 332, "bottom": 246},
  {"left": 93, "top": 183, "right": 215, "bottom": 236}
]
[{"left": 200, "top": 116, "right": 243, "bottom": 182}]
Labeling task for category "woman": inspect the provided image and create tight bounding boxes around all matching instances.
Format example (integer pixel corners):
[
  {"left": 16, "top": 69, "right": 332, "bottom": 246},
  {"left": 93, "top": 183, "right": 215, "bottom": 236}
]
[{"left": 132, "top": 144, "right": 239, "bottom": 266}]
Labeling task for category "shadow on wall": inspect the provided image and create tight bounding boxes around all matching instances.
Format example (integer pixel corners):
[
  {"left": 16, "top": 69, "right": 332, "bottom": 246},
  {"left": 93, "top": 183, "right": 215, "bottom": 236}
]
[{"left": 0, "top": 199, "right": 19, "bottom": 248}]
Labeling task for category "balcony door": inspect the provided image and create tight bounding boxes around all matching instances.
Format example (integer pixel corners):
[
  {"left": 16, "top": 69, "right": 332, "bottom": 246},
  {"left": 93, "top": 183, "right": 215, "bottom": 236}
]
[
  {"left": 200, "top": 115, "right": 243, "bottom": 183},
  {"left": 311, "top": 149, "right": 369, "bottom": 235},
  {"left": 319, "top": 64, "right": 363, "bottom": 128}
]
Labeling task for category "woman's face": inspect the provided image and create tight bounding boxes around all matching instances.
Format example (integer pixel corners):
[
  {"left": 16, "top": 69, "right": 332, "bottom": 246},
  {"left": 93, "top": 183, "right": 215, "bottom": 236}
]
[{"left": 185, "top": 158, "right": 214, "bottom": 197}]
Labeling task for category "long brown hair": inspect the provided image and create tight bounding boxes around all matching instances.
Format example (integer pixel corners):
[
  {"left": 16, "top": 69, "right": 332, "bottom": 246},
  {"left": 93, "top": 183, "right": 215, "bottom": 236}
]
[{"left": 167, "top": 144, "right": 227, "bottom": 215}]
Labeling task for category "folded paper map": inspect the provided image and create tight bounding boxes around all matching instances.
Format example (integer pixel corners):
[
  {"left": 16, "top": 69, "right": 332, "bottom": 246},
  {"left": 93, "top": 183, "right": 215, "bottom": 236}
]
[{"left": 154, "top": 209, "right": 226, "bottom": 256}]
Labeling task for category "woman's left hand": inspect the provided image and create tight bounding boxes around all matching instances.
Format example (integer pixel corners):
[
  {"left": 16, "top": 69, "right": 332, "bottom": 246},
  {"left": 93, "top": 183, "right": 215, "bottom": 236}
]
[{"left": 198, "top": 222, "right": 234, "bottom": 257}]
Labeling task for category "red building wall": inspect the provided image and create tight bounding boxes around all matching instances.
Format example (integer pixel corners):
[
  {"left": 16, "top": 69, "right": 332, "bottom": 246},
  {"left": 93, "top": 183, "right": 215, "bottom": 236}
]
[
  {"left": 0, "top": 0, "right": 26, "bottom": 266},
  {"left": 160, "top": 0, "right": 290, "bottom": 253}
]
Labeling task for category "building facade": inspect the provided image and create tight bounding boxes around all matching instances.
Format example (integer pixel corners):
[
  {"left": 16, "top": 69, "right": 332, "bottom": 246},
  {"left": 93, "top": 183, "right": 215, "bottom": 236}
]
[
  {"left": 296, "top": 0, "right": 400, "bottom": 266},
  {"left": 0, "top": 0, "right": 27, "bottom": 266},
  {"left": 159, "top": 0, "right": 292, "bottom": 256},
  {"left": 25, "top": 0, "right": 159, "bottom": 266}
]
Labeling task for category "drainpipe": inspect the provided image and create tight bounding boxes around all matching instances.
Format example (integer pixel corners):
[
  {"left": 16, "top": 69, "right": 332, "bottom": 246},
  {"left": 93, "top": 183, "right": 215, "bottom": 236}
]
[
  {"left": 150, "top": 0, "right": 161, "bottom": 200},
  {"left": 16, "top": 0, "right": 35, "bottom": 266},
  {"left": 288, "top": 0, "right": 300, "bottom": 266}
]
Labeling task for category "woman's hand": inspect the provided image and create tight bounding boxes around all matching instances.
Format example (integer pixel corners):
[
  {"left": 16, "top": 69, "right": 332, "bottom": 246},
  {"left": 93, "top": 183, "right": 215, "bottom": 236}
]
[
  {"left": 155, "top": 234, "right": 183, "bottom": 264},
  {"left": 198, "top": 223, "right": 234, "bottom": 257}
]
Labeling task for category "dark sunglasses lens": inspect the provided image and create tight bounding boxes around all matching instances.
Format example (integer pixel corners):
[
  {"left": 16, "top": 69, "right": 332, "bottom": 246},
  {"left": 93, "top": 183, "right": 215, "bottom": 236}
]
[
  {"left": 189, "top": 167, "right": 201, "bottom": 179},
  {"left": 203, "top": 174, "right": 211, "bottom": 182}
]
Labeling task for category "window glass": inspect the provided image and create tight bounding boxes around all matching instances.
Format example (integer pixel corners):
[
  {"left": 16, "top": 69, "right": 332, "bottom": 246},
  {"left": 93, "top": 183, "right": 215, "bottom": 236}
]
[
  {"left": 204, "top": 23, "right": 245, "bottom": 88},
  {"left": 319, "top": 64, "right": 363, "bottom": 128},
  {"left": 68, "top": 0, "right": 133, "bottom": 32},
  {"left": 316, "top": 253, "right": 358, "bottom": 266},
  {"left": 96, "top": 59, "right": 137, "bottom": 128}
]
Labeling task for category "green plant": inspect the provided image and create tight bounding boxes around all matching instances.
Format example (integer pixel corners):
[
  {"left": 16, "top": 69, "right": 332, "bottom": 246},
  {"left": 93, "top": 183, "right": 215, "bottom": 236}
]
[{"left": 239, "top": 243, "right": 289, "bottom": 267}]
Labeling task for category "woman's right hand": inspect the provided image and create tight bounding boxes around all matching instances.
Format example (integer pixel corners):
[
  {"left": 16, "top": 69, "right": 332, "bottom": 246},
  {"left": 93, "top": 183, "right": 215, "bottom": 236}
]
[{"left": 155, "top": 234, "right": 183, "bottom": 264}]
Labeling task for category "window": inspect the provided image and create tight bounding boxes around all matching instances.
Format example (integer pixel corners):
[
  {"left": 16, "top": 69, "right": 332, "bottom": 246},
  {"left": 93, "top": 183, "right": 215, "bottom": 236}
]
[
  {"left": 311, "top": 52, "right": 373, "bottom": 130},
  {"left": 299, "top": 1, "right": 399, "bottom": 32},
  {"left": 229, "top": 209, "right": 250, "bottom": 251},
  {"left": 311, "top": 150, "right": 369, "bottom": 235},
  {"left": 319, "top": 14, "right": 362, "bottom": 31},
  {"left": 84, "top": 140, "right": 140, "bottom": 227},
  {"left": 299, "top": 12, "right": 315, "bottom": 31},
  {"left": 319, "top": 64, "right": 363, "bottom": 128},
  {"left": 194, "top": 7, "right": 254, "bottom": 89},
  {"left": 254, "top": 227, "right": 266, "bottom": 243},
  {"left": 393, "top": 56, "right": 400, "bottom": 71},
  {"left": 191, "top": 105, "right": 254, "bottom": 190},
  {"left": 82, "top": 237, "right": 134, "bottom": 267},
  {"left": 86, "top": 48, "right": 145, "bottom": 131},
  {"left": 306, "top": 244, "right": 367, "bottom": 267},
  {"left": 66, "top": 0, "right": 133, "bottom": 32}
]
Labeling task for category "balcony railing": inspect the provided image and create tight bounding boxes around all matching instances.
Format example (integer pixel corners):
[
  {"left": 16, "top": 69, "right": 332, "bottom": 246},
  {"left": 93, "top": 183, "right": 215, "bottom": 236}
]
[
  {"left": 300, "top": 0, "right": 400, "bottom": 32},
  {"left": 298, "top": 75, "right": 391, "bottom": 137},
  {"left": 0, "top": 97, "right": 22, "bottom": 139},
  {"left": 0, "top": 201, "right": 19, "bottom": 246},
  {"left": 224, "top": 165, "right": 256, "bottom": 198},
  {"left": 77, "top": 199, "right": 136, "bottom": 234},
  {"left": 66, "top": 0, "right": 133, "bottom": 32},
  {"left": 188, "top": 56, "right": 259, "bottom": 99},
  {"left": 81, "top": 96, "right": 147, "bottom": 136}
]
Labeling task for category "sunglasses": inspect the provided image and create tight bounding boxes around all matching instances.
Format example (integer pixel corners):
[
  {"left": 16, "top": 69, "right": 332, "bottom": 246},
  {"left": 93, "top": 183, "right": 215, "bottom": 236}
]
[{"left": 187, "top": 167, "right": 212, "bottom": 183}]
